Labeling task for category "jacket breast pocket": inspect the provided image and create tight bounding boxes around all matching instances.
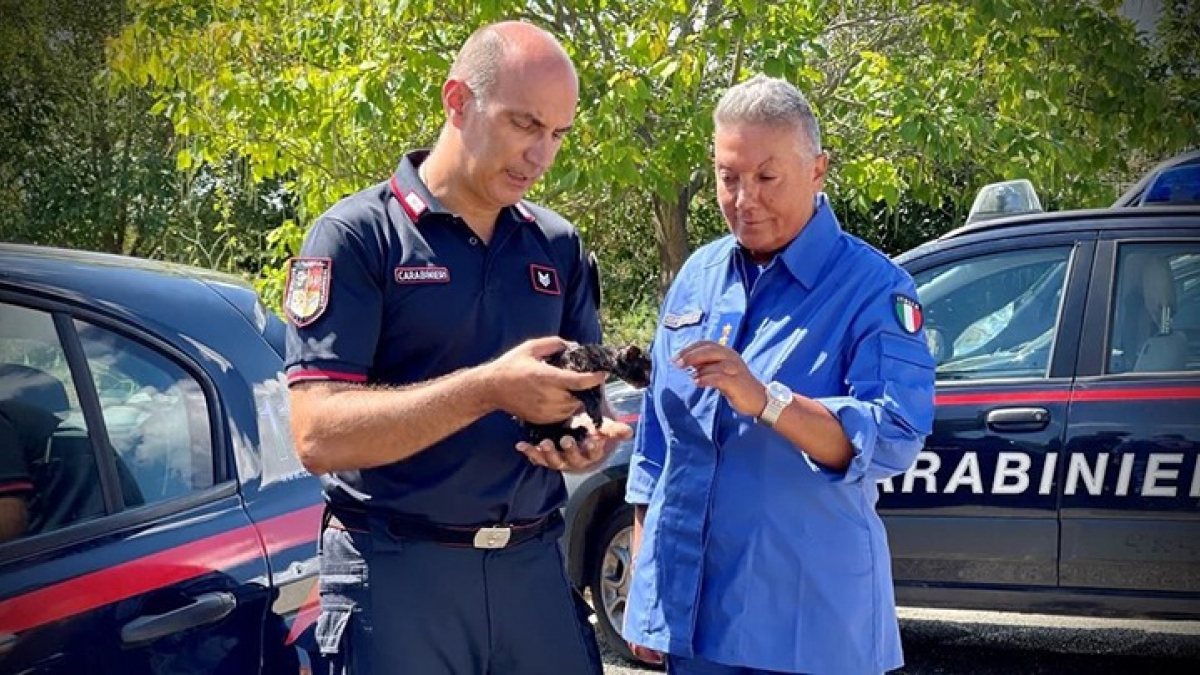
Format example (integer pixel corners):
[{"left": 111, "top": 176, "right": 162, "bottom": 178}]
[
  {"left": 661, "top": 307, "right": 706, "bottom": 355},
  {"left": 665, "top": 325, "right": 707, "bottom": 358}
]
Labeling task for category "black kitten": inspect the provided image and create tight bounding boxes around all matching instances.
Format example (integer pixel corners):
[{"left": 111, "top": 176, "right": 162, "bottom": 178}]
[{"left": 519, "top": 344, "right": 651, "bottom": 445}]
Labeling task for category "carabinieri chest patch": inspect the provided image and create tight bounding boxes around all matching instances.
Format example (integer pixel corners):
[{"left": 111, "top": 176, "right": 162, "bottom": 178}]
[{"left": 395, "top": 266, "right": 450, "bottom": 284}]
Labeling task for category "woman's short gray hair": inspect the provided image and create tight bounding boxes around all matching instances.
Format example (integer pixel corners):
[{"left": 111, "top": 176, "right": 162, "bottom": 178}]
[{"left": 714, "top": 74, "right": 823, "bottom": 156}]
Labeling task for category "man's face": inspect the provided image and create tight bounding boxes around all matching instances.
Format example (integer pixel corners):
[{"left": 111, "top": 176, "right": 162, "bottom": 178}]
[
  {"left": 714, "top": 121, "right": 827, "bottom": 261},
  {"left": 455, "top": 60, "right": 578, "bottom": 208}
]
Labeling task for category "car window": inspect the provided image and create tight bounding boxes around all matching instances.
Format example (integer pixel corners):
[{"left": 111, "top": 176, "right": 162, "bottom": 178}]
[
  {"left": 73, "top": 319, "right": 215, "bottom": 505},
  {"left": 1108, "top": 243, "right": 1200, "bottom": 374},
  {"left": 0, "top": 302, "right": 105, "bottom": 542},
  {"left": 605, "top": 380, "right": 644, "bottom": 421},
  {"left": 913, "top": 247, "right": 1072, "bottom": 381}
]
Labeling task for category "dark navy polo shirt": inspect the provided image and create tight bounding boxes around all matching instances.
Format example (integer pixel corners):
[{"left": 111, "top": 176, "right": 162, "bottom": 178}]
[{"left": 284, "top": 150, "right": 601, "bottom": 525}]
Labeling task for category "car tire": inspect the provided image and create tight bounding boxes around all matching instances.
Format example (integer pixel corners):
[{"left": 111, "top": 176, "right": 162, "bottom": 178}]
[{"left": 587, "top": 504, "right": 660, "bottom": 667}]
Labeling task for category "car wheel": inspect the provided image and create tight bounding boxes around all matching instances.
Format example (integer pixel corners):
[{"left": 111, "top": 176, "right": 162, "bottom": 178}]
[{"left": 587, "top": 504, "right": 656, "bottom": 666}]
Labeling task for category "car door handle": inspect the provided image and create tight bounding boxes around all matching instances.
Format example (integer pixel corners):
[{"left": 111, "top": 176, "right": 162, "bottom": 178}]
[
  {"left": 986, "top": 407, "right": 1051, "bottom": 432},
  {"left": 120, "top": 591, "right": 237, "bottom": 648}
]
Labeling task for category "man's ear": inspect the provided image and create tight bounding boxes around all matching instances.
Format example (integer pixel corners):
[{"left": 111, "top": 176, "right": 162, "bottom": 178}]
[{"left": 442, "top": 79, "right": 470, "bottom": 125}]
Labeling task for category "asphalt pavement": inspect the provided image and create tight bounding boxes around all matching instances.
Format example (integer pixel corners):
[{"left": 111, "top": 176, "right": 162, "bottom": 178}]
[{"left": 601, "top": 609, "right": 1200, "bottom": 674}]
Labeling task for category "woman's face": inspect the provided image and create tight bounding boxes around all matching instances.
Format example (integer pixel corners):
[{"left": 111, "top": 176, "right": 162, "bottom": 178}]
[{"left": 714, "top": 121, "right": 827, "bottom": 262}]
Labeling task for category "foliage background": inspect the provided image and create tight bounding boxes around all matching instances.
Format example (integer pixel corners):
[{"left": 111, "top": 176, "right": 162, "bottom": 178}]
[{"left": 2, "top": 0, "right": 1197, "bottom": 347}]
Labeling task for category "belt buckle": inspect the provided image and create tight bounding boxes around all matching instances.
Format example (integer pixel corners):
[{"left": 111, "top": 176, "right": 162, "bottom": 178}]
[{"left": 473, "top": 526, "right": 512, "bottom": 549}]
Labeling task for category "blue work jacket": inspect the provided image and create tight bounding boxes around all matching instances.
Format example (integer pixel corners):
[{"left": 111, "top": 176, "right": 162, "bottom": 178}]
[{"left": 624, "top": 196, "right": 936, "bottom": 674}]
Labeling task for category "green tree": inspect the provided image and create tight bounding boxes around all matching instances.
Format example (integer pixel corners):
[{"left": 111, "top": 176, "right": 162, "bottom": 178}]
[
  {"left": 108, "top": 0, "right": 1194, "bottom": 343},
  {"left": 1, "top": 0, "right": 154, "bottom": 253},
  {"left": 1134, "top": 0, "right": 1200, "bottom": 179},
  {"left": 0, "top": 0, "right": 285, "bottom": 274}
]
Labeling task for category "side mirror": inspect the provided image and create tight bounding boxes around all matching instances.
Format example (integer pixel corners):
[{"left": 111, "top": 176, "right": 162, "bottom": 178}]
[{"left": 967, "top": 179, "right": 1043, "bottom": 225}]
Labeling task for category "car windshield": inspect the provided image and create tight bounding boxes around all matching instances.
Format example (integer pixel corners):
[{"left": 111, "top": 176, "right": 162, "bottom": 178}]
[
  {"left": 914, "top": 249, "right": 1071, "bottom": 381},
  {"left": 951, "top": 261, "right": 1066, "bottom": 358},
  {"left": 605, "top": 380, "right": 644, "bottom": 419}
]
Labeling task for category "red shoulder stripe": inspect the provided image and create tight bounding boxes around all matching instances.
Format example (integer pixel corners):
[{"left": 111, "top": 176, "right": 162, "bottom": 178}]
[{"left": 286, "top": 369, "right": 368, "bottom": 384}]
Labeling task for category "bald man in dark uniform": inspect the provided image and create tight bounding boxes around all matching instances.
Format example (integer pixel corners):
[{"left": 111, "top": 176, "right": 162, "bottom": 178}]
[{"left": 285, "top": 20, "right": 630, "bottom": 675}]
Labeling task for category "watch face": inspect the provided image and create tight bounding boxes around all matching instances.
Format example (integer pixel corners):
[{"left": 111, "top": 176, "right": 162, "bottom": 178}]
[{"left": 767, "top": 381, "right": 791, "bottom": 402}]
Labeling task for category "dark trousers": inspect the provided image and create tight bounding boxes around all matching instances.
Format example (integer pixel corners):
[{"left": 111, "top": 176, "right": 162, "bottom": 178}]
[{"left": 315, "top": 512, "right": 602, "bottom": 675}]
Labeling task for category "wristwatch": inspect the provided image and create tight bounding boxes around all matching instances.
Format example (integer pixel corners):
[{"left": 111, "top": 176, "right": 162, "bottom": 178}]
[{"left": 757, "top": 380, "right": 792, "bottom": 427}]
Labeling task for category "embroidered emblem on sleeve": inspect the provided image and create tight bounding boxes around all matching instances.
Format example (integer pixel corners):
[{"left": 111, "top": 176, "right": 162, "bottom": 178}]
[
  {"left": 530, "top": 264, "right": 561, "bottom": 295},
  {"left": 285, "top": 258, "right": 332, "bottom": 326},
  {"left": 893, "top": 295, "right": 924, "bottom": 334}
]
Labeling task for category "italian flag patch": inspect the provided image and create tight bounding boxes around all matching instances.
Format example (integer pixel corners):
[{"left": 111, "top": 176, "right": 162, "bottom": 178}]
[{"left": 894, "top": 295, "right": 923, "bottom": 334}]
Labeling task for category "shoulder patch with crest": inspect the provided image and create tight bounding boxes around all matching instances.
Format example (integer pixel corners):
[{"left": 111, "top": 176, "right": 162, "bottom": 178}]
[
  {"left": 893, "top": 294, "right": 924, "bottom": 334},
  {"left": 285, "top": 257, "right": 331, "bottom": 326}
]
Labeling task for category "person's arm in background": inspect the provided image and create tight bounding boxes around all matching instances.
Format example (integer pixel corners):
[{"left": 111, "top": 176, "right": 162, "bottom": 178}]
[
  {"left": 0, "top": 496, "right": 28, "bottom": 542},
  {"left": 0, "top": 413, "right": 31, "bottom": 542}
]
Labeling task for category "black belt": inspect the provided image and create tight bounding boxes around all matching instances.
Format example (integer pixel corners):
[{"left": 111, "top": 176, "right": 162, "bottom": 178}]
[{"left": 324, "top": 506, "right": 560, "bottom": 550}]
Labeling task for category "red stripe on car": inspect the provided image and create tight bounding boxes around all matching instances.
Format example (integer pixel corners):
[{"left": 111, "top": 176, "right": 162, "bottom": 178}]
[
  {"left": 937, "top": 390, "right": 1072, "bottom": 406},
  {"left": 0, "top": 504, "right": 322, "bottom": 634},
  {"left": 285, "top": 581, "right": 321, "bottom": 646},
  {"left": 937, "top": 386, "right": 1200, "bottom": 406},
  {"left": 1070, "top": 386, "right": 1200, "bottom": 402},
  {"left": 616, "top": 386, "right": 1200, "bottom": 419}
]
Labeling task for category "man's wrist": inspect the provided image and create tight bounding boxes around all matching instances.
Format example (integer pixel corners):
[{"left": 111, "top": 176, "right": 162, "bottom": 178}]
[{"left": 461, "top": 364, "right": 503, "bottom": 417}]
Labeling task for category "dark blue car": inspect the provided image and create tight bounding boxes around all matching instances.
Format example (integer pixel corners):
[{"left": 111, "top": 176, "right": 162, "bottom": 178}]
[
  {"left": 0, "top": 245, "right": 323, "bottom": 674},
  {"left": 1114, "top": 150, "right": 1200, "bottom": 207},
  {"left": 564, "top": 204, "right": 1200, "bottom": 663}
]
